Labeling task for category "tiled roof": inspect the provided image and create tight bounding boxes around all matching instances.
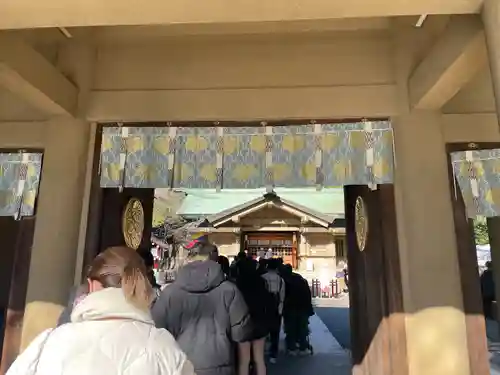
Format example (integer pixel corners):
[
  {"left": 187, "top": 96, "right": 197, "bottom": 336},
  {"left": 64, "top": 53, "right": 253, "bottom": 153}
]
[{"left": 175, "top": 188, "right": 344, "bottom": 218}]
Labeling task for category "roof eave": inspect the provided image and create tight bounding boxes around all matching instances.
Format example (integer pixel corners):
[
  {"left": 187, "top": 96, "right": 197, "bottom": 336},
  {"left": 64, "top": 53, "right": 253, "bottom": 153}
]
[{"left": 208, "top": 192, "right": 337, "bottom": 229}]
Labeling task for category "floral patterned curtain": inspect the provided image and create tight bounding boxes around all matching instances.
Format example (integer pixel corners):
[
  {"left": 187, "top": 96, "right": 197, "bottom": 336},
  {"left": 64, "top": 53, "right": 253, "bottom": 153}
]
[
  {"left": 0, "top": 152, "right": 43, "bottom": 217},
  {"left": 100, "top": 127, "right": 175, "bottom": 188},
  {"left": 173, "top": 127, "right": 221, "bottom": 189},
  {"left": 451, "top": 149, "right": 500, "bottom": 218},
  {"left": 100, "top": 121, "right": 394, "bottom": 189},
  {"left": 223, "top": 126, "right": 267, "bottom": 189}
]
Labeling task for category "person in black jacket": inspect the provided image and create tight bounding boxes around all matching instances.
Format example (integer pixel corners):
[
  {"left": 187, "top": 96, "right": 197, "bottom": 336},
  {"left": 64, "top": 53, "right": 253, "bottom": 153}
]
[
  {"left": 281, "top": 264, "right": 314, "bottom": 355},
  {"left": 233, "top": 258, "right": 270, "bottom": 375},
  {"left": 481, "top": 261, "right": 496, "bottom": 319},
  {"left": 152, "top": 242, "right": 252, "bottom": 375},
  {"left": 218, "top": 255, "right": 231, "bottom": 279}
]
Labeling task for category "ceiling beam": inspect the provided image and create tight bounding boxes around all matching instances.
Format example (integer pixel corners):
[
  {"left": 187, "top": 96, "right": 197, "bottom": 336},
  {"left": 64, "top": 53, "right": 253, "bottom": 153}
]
[
  {"left": 0, "top": 0, "right": 482, "bottom": 30},
  {"left": 93, "top": 18, "right": 391, "bottom": 42},
  {"left": 409, "top": 15, "right": 488, "bottom": 110},
  {"left": 0, "top": 36, "right": 78, "bottom": 117},
  {"left": 87, "top": 85, "right": 397, "bottom": 122}
]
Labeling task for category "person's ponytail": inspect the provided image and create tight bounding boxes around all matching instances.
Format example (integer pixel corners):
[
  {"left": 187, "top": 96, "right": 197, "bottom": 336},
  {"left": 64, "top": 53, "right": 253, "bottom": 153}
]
[
  {"left": 88, "top": 246, "right": 154, "bottom": 311},
  {"left": 121, "top": 262, "right": 153, "bottom": 310}
]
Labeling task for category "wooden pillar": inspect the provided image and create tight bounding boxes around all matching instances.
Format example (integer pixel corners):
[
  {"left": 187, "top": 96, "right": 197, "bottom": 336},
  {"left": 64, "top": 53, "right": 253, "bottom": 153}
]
[
  {"left": 292, "top": 232, "right": 298, "bottom": 269},
  {"left": 0, "top": 218, "right": 24, "bottom": 374},
  {"left": 487, "top": 217, "right": 500, "bottom": 328},
  {"left": 446, "top": 144, "right": 491, "bottom": 375},
  {"left": 80, "top": 125, "right": 103, "bottom": 281},
  {"left": 0, "top": 217, "right": 36, "bottom": 374},
  {"left": 449, "top": 202, "right": 490, "bottom": 375},
  {"left": 345, "top": 184, "right": 407, "bottom": 375}
]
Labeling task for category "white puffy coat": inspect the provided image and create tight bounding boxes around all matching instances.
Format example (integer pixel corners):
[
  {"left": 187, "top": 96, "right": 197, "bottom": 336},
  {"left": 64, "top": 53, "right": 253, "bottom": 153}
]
[{"left": 7, "top": 288, "right": 195, "bottom": 375}]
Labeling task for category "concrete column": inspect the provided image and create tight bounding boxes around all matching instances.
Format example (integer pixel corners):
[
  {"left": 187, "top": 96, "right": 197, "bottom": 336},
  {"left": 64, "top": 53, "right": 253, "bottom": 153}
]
[
  {"left": 392, "top": 112, "right": 470, "bottom": 375},
  {"left": 483, "top": 0, "right": 500, "bottom": 122},
  {"left": 392, "top": 19, "right": 471, "bottom": 375},
  {"left": 20, "top": 119, "right": 90, "bottom": 349}
]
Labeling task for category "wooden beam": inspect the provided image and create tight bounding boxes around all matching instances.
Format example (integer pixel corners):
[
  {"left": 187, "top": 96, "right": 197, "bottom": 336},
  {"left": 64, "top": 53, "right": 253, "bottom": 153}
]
[
  {"left": 87, "top": 85, "right": 398, "bottom": 122},
  {"left": 441, "top": 113, "right": 500, "bottom": 143},
  {"left": 188, "top": 227, "right": 240, "bottom": 233},
  {"left": 0, "top": 36, "right": 78, "bottom": 117},
  {"left": 0, "top": 0, "right": 481, "bottom": 30},
  {"left": 275, "top": 203, "right": 330, "bottom": 228},
  {"left": 187, "top": 226, "right": 345, "bottom": 233},
  {"left": 212, "top": 202, "right": 269, "bottom": 227},
  {"left": 409, "top": 15, "right": 488, "bottom": 110}
]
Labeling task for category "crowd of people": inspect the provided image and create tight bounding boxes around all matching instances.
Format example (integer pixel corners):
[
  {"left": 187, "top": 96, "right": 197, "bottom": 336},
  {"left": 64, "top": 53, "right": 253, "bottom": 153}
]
[{"left": 6, "top": 242, "right": 313, "bottom": 375}]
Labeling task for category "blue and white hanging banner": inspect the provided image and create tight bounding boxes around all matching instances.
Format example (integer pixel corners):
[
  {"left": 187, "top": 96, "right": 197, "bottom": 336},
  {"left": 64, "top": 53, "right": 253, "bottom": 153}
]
[
  {"left": 451, "top": 149, "right": 500, "bottom": 218},
  {"left": 100, "top": 121, "right": 395, "bottom": 189},
  {"left": 0, "top": 152, "right": 43, "bottom": 217}
]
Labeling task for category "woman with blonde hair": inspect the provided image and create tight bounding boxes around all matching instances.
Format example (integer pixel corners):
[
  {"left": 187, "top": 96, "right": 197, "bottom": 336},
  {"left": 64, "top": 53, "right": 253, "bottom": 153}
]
[{"left": 7, "top": 246, "right": 195, "bottom": 375}]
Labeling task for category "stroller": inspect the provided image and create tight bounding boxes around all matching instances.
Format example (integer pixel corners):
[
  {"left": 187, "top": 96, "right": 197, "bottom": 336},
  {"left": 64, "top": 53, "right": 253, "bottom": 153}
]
[
  {"left": 298, "top": 320, "right": 314, "bottom": 356},
  {"left": 284, "top": 315, "right": 314, "bottom": 356},
  {"left": 304, "top": 327, "right": 314, "bottom": 355}
]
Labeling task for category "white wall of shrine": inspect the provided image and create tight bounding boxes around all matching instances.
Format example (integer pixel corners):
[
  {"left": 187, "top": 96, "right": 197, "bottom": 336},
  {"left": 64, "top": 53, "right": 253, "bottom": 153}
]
[
  {"left": 296, "top": 233, "right": 340, "bottom": 281},
  {"left": 208, "top": 233, "right": 241, "bottom": 257}
]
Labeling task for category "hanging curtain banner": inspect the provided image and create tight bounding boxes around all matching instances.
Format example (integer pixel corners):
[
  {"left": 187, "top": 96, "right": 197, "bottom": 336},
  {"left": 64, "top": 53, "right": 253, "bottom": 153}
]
[
  {"left": 272, "top": 125, "right": 317, "bottom": 187},
  {"left": 321, "top": 121, "right": 394, "bottom": 187},
  {"left": 451, "top": 149, "right": 500, "bottom": 218},
  {"left": 99, "top": 121, "right": 395, "bottom": 189},
  {"left": 222, "top": 126, "right": 266, "bottom": 189},
  {"left": 100, "top": 126, "right": 174, "bottom": 188},
  {"left": 173, "top": 127, "right": 219, "bottom": 189},
  {"left": 0, "top": 152, "right": 43, "bottom": 217}
]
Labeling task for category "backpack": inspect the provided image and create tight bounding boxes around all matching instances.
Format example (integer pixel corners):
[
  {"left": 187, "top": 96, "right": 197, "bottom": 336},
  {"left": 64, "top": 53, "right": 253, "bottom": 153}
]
[{"left": 263, "top": 277, "right": 282, "bottom": 317}]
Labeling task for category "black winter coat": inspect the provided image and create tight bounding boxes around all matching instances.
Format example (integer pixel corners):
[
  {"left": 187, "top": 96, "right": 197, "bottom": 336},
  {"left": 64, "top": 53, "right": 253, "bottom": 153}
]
[
  {"left": 283, "top": 273, "right": 314, "bottom": 317},
  {"left": 152, "top": 260, "right": 252, "bottom": 375}
]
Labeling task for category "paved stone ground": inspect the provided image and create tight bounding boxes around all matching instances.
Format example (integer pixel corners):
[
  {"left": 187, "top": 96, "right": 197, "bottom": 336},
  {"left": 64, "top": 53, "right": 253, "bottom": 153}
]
[
  {"left": 311, "top": 297, "right": 500, "bottom": 375},
  {"left": 314, "top": 296, "right": 351, "bottom": 350},
  {"left": 485, "top": 319, "right": 500, "bottom": 374},
  {"left": 268, "top": 312, "right": 352, "bottom": 375}
]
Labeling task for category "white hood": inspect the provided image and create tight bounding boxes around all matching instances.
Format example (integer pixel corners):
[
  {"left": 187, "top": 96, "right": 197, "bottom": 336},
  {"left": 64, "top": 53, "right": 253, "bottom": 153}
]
[
  {"left": 7, "top": 288, "right": 195, "bottom": 375},
  {"left": 71, "top": 287, "right": 153, "bottom": 325}
]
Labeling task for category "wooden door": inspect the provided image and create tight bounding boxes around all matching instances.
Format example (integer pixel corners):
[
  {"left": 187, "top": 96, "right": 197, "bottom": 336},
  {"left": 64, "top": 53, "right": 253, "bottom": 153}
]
[
  {"left": 0, "top": 216, "right": 36, "bottom": 374},
  {"left": 0, "top": 218, "right": 19, "bottom": 363},
  {"left": 246, "top": 233, "right": 297, "bottom": 267},
  {"left": 99, "top": 188, "right": 155, "bottom": 253},
  {"left": 345, "top": 185, "right": 407, "bottom": 375},
  {"left": 80, "top": 187, "right": 155, "bottom": 283},
  {"left": 446, "top": 143, "right": 492, "bottom": 375}
]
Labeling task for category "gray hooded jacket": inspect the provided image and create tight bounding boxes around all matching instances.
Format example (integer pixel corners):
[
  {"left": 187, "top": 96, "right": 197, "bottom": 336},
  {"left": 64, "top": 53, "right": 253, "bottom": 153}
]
[{"left": 152, "top": 260, "right": 252, "bottom": 375}]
